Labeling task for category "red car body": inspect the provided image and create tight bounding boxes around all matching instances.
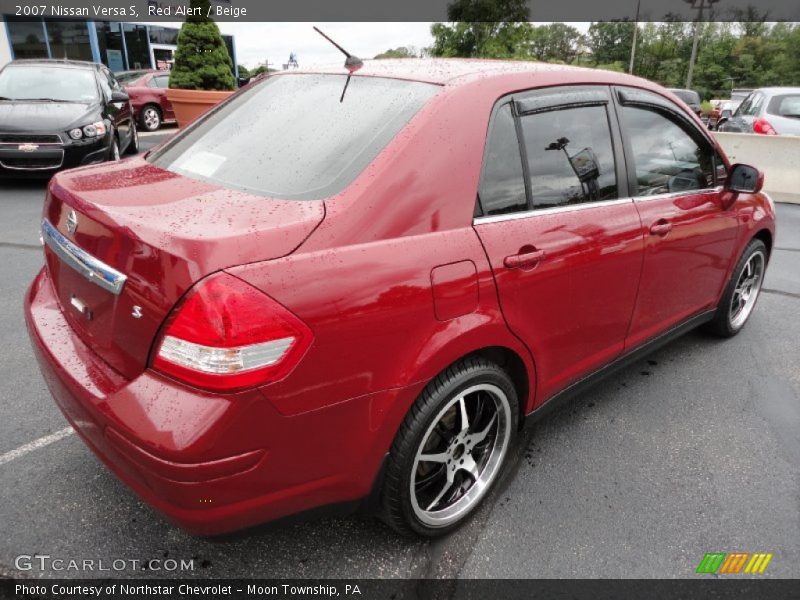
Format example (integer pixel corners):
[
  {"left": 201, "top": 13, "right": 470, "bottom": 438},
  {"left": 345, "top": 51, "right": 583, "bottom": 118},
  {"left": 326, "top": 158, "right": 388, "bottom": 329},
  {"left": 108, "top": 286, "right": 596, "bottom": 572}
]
[
  {"left": 25, "top": 60, "right": 775, "bottom": 535},
  {"left": 121, "top": 70, "right": 175, "bottom": 130}
]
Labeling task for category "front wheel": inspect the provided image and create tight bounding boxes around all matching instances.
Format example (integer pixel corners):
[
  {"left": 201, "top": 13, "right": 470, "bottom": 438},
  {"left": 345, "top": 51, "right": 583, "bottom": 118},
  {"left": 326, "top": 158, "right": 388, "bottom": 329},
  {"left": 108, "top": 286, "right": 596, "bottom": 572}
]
[
  {"left": 380, "top": 357, "right": 518, "bottom": 537},
  {"left": 126, "top": 121, "right": 139, "bottom": 155},
  {"left": 707, "top": 239, "right": 767, "bottom": 337},
  {"left": 109, "top": 137, "right": 120, "bottom": 161}
]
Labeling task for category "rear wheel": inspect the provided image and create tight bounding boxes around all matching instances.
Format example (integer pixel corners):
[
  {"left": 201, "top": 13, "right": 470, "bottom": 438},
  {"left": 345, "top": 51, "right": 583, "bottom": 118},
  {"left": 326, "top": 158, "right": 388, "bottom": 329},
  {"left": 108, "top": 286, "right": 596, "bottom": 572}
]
[
  {"left": 140, "top": 105, "right": 162, "bottom": 131},
  {"left": 707, "top": 239, "right": 767, "bottom": 337},
  {"left": 380, "top": 357, "right": 518, "bottom": 537}
]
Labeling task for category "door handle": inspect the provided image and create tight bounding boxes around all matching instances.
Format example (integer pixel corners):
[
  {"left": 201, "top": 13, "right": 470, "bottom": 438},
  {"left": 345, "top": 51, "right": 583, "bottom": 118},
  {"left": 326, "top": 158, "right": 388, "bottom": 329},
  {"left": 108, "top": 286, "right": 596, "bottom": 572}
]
[
  {"left": 649, "top": 219, "right": 673, "bottom": 237},
  {"left": 504, "top": 248, "right": 545, "bottom": 269}
]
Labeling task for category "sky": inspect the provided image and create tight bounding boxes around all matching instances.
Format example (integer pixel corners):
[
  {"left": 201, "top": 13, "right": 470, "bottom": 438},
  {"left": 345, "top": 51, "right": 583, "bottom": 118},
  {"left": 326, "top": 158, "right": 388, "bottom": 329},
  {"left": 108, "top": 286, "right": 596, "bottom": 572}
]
[{"left": 147, "top": 22, "right": 591, "bottom": 69}]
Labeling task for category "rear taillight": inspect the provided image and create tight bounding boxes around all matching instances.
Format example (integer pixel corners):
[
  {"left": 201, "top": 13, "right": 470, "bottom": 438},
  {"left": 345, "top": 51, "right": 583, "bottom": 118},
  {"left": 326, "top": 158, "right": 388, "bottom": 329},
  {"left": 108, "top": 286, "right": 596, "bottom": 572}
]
[
  {"left": 753, "top": 118, "right": 777, "bottom": 135},
  {"left": 152, "top": 272, "right": 312, "bottom": 392}
]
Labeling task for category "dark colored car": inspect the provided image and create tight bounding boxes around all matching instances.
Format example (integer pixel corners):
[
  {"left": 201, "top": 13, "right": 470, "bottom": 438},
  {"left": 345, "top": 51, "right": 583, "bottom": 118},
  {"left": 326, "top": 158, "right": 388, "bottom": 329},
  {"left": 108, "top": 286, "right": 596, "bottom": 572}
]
[
  {"left": 0, "top": 59, "right": 138, "bottom": 177},
  {"left": 668, "top": 88, "right": 702, "bottom": 118},
  {"left": 26, "top": 60, "right": 774, "bottom": 538},
  {"left": 708, "top": 100, "right": 741, "bottom": 130},
  {"left": 118, "top": 69, "right": 176, "bottom": 131},
  {"left": 719, "top": 87, "right": 800, "bottom": 136}
]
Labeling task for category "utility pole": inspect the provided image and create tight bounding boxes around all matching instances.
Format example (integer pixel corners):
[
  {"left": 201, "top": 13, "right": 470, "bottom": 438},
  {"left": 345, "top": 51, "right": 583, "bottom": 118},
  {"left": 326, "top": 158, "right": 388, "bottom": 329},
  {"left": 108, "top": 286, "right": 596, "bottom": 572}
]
[
  {"left": 684, "top": 0, "right": 720, "bottom": 89},
  {"left": 628, "top": 0, "right": 640, "bottom": 74}
]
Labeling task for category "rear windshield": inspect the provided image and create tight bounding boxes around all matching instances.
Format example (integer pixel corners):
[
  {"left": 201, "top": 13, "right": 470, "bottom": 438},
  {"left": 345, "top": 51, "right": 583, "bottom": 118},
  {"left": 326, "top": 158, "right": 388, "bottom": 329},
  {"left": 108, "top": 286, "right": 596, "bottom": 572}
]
[
  {"left": 150, "top": 74, "right": 439, "bottom": 200},
  {"left": 767, "top": 94, "right": 800, "bottom": 119},
  {"left": 671, "top": 90, "right": 700, "bottom": 105}
]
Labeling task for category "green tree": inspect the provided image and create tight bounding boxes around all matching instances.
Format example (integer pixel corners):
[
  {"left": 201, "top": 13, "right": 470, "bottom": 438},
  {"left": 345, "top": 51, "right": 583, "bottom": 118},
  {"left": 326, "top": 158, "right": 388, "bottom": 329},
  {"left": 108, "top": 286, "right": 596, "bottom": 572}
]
[
  {"left": 374, "top": 46, "right": 419, "bottom": 59},
  {"left": 169, "top": 0, "right": 236, "bottom": 91},
  {"left": 237, "top": 64, "right": 250, "bottom": 79},
  {"left": 525, "top": 23, "right": 584, "bottom": 63},
  {"left": 429, "top": 0, "right": 531, "bottom": 58},
  {"left": 587, "top": 21, "right": 635, "bottom": 65}
]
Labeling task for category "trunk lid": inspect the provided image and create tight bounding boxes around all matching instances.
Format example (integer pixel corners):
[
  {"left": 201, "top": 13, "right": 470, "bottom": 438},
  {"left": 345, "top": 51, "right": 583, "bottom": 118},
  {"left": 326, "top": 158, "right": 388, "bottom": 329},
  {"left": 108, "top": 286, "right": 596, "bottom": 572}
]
[{"left": 42, "top": 159, "right": 324, "bottom": 380}]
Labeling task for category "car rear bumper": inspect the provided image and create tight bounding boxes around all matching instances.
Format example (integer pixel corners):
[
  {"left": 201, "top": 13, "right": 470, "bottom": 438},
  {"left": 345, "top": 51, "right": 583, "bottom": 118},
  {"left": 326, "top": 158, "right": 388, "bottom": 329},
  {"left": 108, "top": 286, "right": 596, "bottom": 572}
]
[{"left": 25, "top": 267, "right": 416, "bottom": 535}]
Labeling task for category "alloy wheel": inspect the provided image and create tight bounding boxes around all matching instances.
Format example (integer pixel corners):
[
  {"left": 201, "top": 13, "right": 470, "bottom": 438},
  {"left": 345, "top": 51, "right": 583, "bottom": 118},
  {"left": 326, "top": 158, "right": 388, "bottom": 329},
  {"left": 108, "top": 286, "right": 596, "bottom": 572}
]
[
  {"left": 730, "top": 250, "right": 765, "bottom": 329},
  {"left": 143, "top": 107, "right": 160, "bottom": 131},
  {"left": 409, "top": 383, "right": 511, "bottom": 528}
]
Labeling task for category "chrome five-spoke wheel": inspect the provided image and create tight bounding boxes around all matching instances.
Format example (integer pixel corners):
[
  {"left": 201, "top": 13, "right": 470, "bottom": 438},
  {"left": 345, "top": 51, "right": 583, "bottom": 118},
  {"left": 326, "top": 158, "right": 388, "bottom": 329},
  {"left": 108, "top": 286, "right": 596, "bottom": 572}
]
[
  {"left": 730, "top": 250, "right": 765, "bottom": 330},
  {"left": 410, "top": 383, "right": 512, "bottom": 528}
]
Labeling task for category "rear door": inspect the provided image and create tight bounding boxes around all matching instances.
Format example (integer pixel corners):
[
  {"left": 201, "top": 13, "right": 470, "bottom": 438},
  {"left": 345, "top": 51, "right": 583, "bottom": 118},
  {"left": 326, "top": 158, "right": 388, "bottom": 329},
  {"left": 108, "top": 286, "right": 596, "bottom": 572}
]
[
  {"left": 473, "top": 87, "right": 644, "bottom": 405},
  {"left": 614, "top": 87, "right": 738, "bottom": 349}
]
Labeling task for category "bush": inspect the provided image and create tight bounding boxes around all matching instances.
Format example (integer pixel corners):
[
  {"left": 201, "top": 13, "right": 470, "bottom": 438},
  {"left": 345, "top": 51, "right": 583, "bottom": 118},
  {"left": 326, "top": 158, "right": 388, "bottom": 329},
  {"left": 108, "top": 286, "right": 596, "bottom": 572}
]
[{"left": 169, "top": 0, "right": 236, "bottom": 91}]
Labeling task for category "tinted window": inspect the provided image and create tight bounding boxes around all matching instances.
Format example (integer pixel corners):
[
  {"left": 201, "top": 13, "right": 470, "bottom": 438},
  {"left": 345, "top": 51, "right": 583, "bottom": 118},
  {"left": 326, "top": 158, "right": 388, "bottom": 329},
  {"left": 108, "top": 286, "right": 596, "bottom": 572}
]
[
  {"left": 767, "top": 94, "right": 800, "bottom": 118},
  {"left": 151, "top": 74, "right": 438, "bottom": 200},
  {"left": 0, "top": 65, "right": 98, "bottom": 102},
  {"left": 6, "top": 18, "right": 48, "bottom": 59},
  {"left": 620, "top": 106, "right": 714, "bottom": 195},
  {"left": 479, "top": 104, "right": 527, "bottom": 216},
  {"left": 45, "top": 20, "right": 93, "bottom": 62},
  {"left": 520, "top": 105, "right": 618, "bottom": 208},
  {"left": 671, "top": 89, "right": 700, "bottom": 106}
]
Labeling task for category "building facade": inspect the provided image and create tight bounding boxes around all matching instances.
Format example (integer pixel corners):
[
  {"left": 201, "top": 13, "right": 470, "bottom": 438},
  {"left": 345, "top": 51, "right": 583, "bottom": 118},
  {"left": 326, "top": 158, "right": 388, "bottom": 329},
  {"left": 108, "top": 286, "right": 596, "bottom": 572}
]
[{"left": 0, "top": 17, "right": 238, "bottom": 77}]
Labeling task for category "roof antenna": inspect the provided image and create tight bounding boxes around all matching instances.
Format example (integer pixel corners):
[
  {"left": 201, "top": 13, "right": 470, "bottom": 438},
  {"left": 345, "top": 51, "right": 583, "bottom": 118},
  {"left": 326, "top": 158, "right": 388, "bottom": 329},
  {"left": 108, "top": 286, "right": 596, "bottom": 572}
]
[{"left": 313, "top": 26, "right": 363, "bottom": 102}]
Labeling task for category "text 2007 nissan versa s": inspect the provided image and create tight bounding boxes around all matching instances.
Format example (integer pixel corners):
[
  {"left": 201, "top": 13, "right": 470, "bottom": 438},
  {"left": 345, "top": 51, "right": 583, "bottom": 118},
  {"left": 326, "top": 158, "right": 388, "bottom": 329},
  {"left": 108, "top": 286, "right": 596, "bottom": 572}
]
[{"left": 26, "top": 60, "right": 775, "bottom": 537}]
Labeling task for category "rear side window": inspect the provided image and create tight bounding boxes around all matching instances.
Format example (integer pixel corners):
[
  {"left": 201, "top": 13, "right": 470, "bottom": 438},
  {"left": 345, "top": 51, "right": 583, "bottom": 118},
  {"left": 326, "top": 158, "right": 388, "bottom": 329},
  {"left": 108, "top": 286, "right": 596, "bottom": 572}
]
[
  {"left": 767, "top": 94, "right": 800, "bottom": 118},
  {"left": 150, "top": 74, "right": 438, "bottom": 200},
  {"left": 478, "top": 104, "right": 527, "bottom": 216},
  {"left": 620, "top": 106, "right": 715, "bottom": 195},
  {"left": 520, "top": 105, "right": 618, "bottom": 208}
]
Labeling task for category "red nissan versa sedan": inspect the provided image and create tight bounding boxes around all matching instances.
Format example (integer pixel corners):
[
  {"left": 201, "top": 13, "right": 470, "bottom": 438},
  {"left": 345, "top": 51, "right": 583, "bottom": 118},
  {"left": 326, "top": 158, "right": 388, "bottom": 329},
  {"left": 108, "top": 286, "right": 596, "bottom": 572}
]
[{"left": 25, "top": 60, "right": 775, "bottom": 537}]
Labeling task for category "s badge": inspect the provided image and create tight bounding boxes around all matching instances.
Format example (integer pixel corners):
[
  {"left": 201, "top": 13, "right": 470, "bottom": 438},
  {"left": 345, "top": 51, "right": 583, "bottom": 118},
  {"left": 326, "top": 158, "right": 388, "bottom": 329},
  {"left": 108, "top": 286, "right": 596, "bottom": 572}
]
[{"left": 132, "top": 305, "right": 143, "bottom": 319}]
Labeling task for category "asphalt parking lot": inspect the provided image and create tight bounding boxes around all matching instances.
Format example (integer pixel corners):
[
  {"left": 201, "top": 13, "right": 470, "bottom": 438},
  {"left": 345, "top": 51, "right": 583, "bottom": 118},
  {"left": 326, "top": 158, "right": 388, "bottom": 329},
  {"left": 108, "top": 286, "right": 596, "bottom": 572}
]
[{"left": 0, "top": 133, "right": 798, "bottom": 580}]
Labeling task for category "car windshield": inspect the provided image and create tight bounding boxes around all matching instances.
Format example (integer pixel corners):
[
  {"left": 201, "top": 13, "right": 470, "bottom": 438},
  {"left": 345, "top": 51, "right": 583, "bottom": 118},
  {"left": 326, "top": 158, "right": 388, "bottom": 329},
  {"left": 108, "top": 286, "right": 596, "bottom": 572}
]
[
  {"left": 767, "top": 93, "right": 800, "bottom": 118},
  {"left": 150, "top": 74, "right": 439, "bottom": 200},
  {"left": 0, "top": 65, "right": 98, "bottom": 102}
]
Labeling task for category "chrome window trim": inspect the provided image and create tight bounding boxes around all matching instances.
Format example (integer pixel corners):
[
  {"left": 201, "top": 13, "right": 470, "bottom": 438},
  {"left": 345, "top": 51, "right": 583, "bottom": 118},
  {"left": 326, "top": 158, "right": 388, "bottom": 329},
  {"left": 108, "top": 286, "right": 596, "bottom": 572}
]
[
  {"left": 473, "top": 197, "right": 635, "bottom": 225},
  {"left": 41, "top": 219, "right": 127, "bottom": 296},
  {"left": 632, "top": 185, "right": 723, "bottom": 203}
]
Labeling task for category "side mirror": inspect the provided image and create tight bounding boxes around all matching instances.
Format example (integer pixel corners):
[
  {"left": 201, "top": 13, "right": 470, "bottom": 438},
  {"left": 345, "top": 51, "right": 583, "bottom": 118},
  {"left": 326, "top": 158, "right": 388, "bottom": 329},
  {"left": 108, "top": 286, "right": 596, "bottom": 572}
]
[
  {"left": 110, "top": 90, "right": 129, "bottom": 103},
  {"left": 725, "top": 163, "right": 764, "bottom": 194}
]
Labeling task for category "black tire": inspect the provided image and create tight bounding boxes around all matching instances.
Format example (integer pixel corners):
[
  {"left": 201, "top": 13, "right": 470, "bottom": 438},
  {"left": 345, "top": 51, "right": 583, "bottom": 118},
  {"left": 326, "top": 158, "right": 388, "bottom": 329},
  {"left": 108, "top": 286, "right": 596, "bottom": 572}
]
[
  {"left": 125, "top": 120, "right": 139, "bottom": 155},
  {"left": 109, "top": 136, "right": 120, "bottom": 162},
  {"left": 379, "top": 356, "right": 519, "bottom": 537},
  {"left": 706, "top": 239, "right": 768, "bottom": 337},
  {"left": 140, "top": 104, "right": 162, "bottom": 132}
]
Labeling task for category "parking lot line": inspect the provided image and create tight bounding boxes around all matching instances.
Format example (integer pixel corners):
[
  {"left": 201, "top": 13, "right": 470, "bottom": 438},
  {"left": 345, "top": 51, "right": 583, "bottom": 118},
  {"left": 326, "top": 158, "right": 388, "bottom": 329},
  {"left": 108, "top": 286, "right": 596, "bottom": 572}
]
[{"left": 0, "top": 427, "right": 73, "bottom": 466}]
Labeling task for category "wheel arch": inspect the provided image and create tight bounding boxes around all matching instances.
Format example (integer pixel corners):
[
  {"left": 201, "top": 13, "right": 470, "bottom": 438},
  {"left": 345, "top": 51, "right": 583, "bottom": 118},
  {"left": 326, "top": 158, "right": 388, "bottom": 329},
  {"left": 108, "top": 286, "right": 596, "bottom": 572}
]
[{"left": 752, "top": 228, "right": 772, "bottom": 259}]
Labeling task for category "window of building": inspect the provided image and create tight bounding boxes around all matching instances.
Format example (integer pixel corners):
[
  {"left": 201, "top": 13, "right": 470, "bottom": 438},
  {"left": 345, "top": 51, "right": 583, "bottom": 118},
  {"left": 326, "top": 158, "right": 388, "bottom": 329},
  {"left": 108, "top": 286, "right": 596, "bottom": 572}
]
[
  {"left": 94, "top": 21, "right": 126, "bottom": 72},
  {"left": 520, "top": 105, "right": 618, "bottom": 208},
  {"left": 44, "top": 20, "right": 93, "bottom": 62},
  {"left": 123, "top": 23, "right": 151, "bottom": 70},
  {"left": 6, "top": 18, "right": 48, "bottom": 59},
  {"left": 148, "top": 26, "right": 179, "bottom": 46}
]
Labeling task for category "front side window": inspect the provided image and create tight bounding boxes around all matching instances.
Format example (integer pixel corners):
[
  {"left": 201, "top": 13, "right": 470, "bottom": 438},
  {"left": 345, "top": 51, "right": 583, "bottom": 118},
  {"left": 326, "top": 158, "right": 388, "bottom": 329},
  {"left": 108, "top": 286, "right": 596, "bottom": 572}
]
[
  {"left": 620, "top": 105, "right": 714, "bottom": 195},
  {"left": 478, "top": 104, "right": 527, "bottom": 216},
  {"left": 520, "top": 105, "right": 618, "bottom": 208},
  {"left": 150, "top": 74, "right": 439, "bottom": 200}
]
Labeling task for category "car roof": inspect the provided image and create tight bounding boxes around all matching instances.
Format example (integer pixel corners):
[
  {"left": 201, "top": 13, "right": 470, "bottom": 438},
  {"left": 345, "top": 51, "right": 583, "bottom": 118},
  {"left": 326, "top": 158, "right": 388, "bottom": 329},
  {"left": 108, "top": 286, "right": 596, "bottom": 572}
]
[
  {"left": 285, "top": 58, "right": 639, "bottom": 87},
  {"left": 751, "top": 87, "right": 800, "bottom": 95},
  {"left": 8, "top": 59, "right": 98, "bottom": 70}
]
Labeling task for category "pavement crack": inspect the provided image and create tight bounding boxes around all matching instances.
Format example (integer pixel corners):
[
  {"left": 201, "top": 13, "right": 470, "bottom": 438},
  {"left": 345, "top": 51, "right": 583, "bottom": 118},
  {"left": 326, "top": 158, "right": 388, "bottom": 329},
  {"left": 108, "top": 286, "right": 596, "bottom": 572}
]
[
  {"left": 774, "top": 246, "right": 800, "bottom": 253},
  {"left": 0, "top": 242, "right": 40, "bottom": 251},
  {"left": 762, "top": 288, "right": 800, "bottom": 301}
]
